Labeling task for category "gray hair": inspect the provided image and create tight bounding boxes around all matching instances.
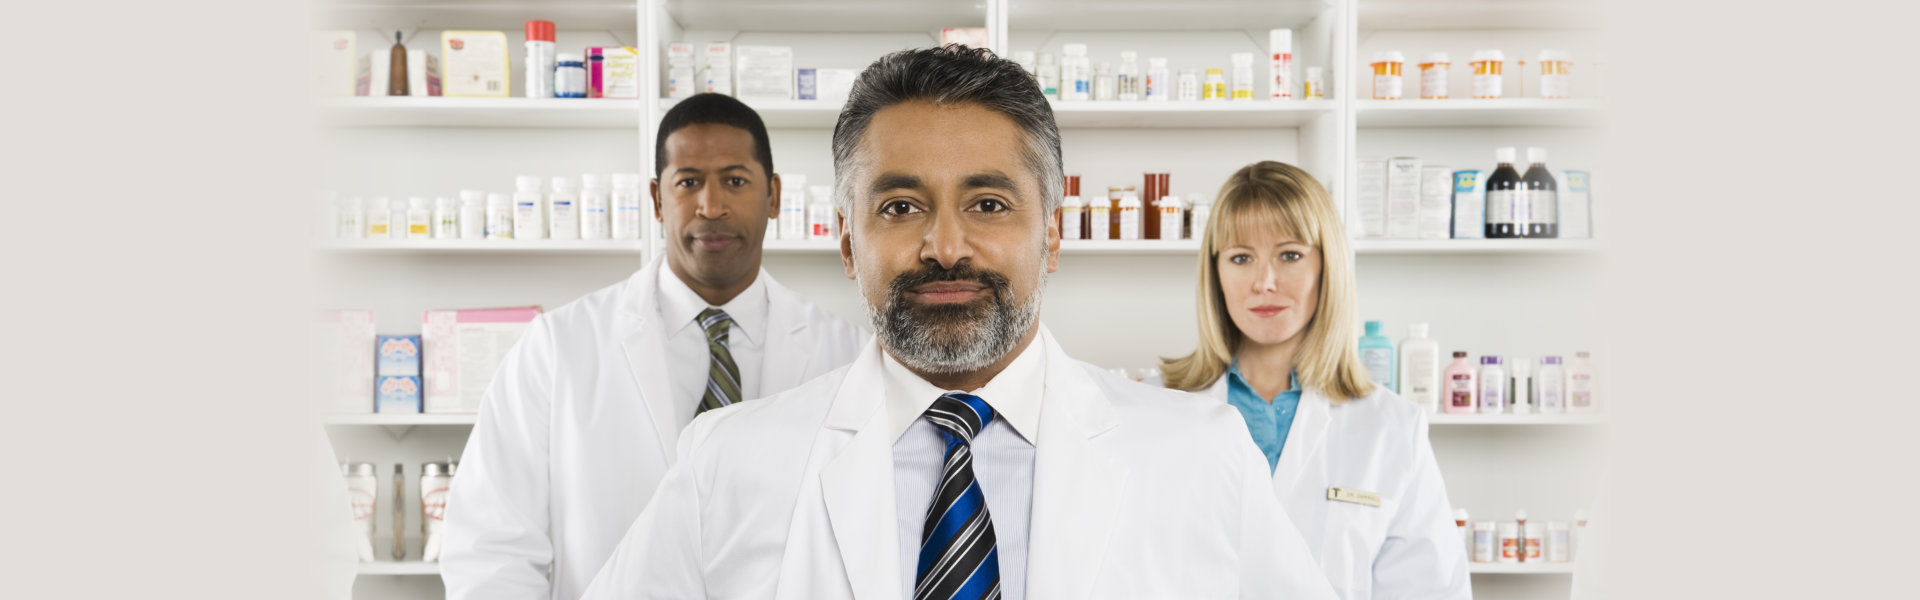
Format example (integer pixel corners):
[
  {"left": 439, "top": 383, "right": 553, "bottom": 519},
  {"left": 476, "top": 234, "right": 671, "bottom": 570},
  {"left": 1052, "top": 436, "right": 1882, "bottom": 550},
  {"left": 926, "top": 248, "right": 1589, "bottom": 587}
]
[{"left": 831, "top": 45, "right": 1064, "bottom": 224}]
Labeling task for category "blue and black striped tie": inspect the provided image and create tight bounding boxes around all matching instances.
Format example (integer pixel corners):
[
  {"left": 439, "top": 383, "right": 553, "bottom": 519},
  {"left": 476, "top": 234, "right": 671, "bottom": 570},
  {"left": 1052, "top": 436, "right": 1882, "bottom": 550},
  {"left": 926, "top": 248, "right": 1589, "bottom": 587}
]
[{"left": 914, "top": 392, "right": 1002, "bottom": 600}]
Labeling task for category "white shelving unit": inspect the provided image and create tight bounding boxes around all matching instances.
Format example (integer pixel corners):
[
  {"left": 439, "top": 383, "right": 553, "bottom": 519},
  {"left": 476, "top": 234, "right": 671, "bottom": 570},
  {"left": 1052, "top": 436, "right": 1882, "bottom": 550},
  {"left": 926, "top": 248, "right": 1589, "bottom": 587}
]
[{"left": 317, "top": 2, "right": 1604, "bottom": 599}]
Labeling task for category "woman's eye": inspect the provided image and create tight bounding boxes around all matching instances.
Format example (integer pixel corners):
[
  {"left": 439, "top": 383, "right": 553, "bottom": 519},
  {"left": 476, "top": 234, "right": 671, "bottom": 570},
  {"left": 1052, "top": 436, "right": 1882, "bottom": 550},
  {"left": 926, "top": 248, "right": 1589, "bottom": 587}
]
[
  {"left": 1281, "top": 251, "right": 1304, "bottom": 262},
  {"left": 1228, "top": 254, "right": 1252, "bottom": 265}
]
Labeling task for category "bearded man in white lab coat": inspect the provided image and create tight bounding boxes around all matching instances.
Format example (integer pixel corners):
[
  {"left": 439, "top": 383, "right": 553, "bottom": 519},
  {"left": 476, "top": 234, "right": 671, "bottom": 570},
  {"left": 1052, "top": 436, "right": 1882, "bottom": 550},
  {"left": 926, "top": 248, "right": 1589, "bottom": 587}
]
[
  {"left": 440, "top": 93, "right": 867, "bottom": 600},
  {"left": 578, "top": 45, "right": 1337, "bottom": 600}
]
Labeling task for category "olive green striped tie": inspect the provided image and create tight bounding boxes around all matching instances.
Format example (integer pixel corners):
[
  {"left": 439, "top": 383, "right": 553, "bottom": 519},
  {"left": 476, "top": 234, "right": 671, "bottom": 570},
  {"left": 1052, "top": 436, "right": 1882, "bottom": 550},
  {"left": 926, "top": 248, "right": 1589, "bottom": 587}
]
[{"left": 696, "top": 308, "right": 742, "bottom": 415}]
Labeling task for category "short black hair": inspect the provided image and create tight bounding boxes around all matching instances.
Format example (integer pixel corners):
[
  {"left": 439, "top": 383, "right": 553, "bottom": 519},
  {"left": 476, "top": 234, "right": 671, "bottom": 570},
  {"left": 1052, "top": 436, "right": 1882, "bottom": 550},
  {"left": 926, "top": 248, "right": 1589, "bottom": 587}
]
[
  {"left": 831, "top": 44, "right": 1062, "bottom": 216},
  {"left": 654, "top": 93, "right": 775, "bottom": 186}
]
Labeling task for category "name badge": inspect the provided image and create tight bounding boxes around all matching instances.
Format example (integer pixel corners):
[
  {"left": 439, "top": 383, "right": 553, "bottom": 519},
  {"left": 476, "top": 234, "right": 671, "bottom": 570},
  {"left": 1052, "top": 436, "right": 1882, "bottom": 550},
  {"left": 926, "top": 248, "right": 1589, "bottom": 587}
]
[{"left": 1327, "top": 486, "right": 1382, "bottom": 507}]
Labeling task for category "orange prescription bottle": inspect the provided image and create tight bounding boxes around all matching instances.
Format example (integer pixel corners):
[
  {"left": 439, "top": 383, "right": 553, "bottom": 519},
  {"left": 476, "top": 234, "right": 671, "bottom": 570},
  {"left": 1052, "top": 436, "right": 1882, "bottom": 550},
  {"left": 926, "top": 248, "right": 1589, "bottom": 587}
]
[
  {"left": 1419, "top": 52, "right": 1450, "bottom": 99},
  {"left": 1539, "top": 50, "right": 1572, "bottom": 99},
  {"left": 1371, "top": 51, "right": 1405, "bottom": 99},
  {"left": 1471, "top": 50, "right": 1504, "bottom": 99}
]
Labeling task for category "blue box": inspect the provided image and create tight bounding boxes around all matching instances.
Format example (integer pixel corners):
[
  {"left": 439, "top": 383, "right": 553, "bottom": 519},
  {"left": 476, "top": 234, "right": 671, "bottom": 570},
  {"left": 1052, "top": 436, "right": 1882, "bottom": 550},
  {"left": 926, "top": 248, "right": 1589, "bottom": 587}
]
[
  {"left": 796, "top": 68, "right": 818, "bottom": 100},
  {"left": 376, "top": 375, "right": 422, "bottom": 413},
  {"left": 376, "top": 335, "right": 421, "bottom": 376},
  {"left": 1450, "top": 170, "right": 1485, "bottom": 239}
]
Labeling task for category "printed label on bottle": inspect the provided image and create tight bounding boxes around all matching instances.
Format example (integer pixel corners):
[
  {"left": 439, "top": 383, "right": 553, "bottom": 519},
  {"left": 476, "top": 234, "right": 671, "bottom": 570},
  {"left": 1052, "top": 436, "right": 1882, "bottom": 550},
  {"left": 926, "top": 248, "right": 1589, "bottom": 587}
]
[
  {"left": 1118, "top": 210, "right": 1141, "bottom": 240},
  {"left": 1449, "top": 374, "right": 1474, "bottom": 407},
  {"left": 1542, "top": 74, "right": 1570, "bottom": 98},
  {"left": 1525, "top": 537, "right": 1543, "bottom": 561},
  {"left": 1421, "top": 67, "right": 1448, "bottom": 98},
  {"left": 1159, "top": 210, "right": 1182, "bottom": 241},
  {"left": 1485, "top": 190, "right": 1515, "bottom": 224},
  {"left": 1511, "top": 189, "right": 1532, "bottom": 224},
  {"left": 1474, "top": 73, "right": 1502, "bottom": 98},
  {"left": 1062, "top": 209, "right": 1082, "bottom": 239},
  {"left": 1532, "top": 190, "right": 1558, "bottom": 224},
  {"left": 369, "top": 224, "right": 388, "bottom": 235},
  {"left": 1480, "top": 375, "right": 1505, "bottom": 410},
  {"left": 1569, "top": 374, "right": 1592, "bottom": 407},
  {"left": 1474, "top": 531, "right": 1495, "bottom": 561},
  {"left": 1501, "top": 537, "right": 1518, "bottom": 559},
  {"left": 1373, "top": 75, "right": 1402, "bottom": 99},
  {"left": 1362, "top": 348, "right": 1392, "bottom": 385}
]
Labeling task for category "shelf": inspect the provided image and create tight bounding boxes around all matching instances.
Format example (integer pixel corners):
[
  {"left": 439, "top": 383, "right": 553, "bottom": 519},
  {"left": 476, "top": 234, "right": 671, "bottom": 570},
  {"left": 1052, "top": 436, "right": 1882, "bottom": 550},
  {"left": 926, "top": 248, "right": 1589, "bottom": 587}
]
[
  {"left": 659, "top": 99, "right": 1336, "bottom": 130},
  {"left": 319, "top": 97, "right": 640, "bottom": 129},
  {"left": 321, "top": 239, "right": 648, "bottom": 255},
  {"left": 323, "top": 413, "right": 478, "bottom": 426},
  {"left": 357, "top": 560, "right": 440, "bottom": 576},
  {"left": 1469, "top": 561, "right": 1576, "bottom": 574},
  {"left": 1429, "top": 413, "right": 1606, "bottom": 426},
  {"left": 666, "top": 0, "right": 986, "bottom": 33},
  {"left": 1352, "top": 239, "right": 1599, "bottom": 255},
  {"left": 1360, "top": 0, "right": 1603, "bottom": 31},
  {"left": 1355, "top": 99, "right": 1604, "bottom": 128},
  {"left": 1010, "top": 0, "right": 1334, "bottom": 31},
  {"left": 762, "top": 239, "right": 1203, "bottom": 254},
  {"left": 316, "top": 0, "right": 637, "bottom": 32}
]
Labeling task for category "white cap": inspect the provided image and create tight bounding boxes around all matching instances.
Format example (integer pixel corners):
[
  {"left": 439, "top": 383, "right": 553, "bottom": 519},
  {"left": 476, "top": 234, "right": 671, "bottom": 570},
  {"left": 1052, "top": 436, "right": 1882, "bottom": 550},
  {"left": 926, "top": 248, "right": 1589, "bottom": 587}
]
[
  {"left": 486, "top": 192, "right": 510, "bottom": 207},
  {"left": 1540, "top": 49, "right": 1571, "bottom": 62},
  {"left": 1270, "top": 29, "right": 1292, "bottom": 52},
  {"left": 1374, "top": 51, "right": 1405, "bottom": 63},
  {"left": 1062, "top": 43, "right": 1087, "bottom": 56},
  {"left": 581, "top": 174, "right": 605, "bottom": 189},
  {"left": 1527, "top": 147, "right": 1548, "bottom": 164},
  {"left": 408, "top": 197, "right": 429, "bottom": 210},
  {"left": 1409, "top": 322, "right": 1429, "bottom": 338},
  {"left": 551, "top": 176, "right": 576, "bottom": 192},
  {"left": 611, "top": 173, "right": 642, "bottom": 188},
  {"left": 1473, "top": 49, "right": 1504, "bottom": 62},
  {"left": 557, "top": 52, "right": 582, "bottom": 63},
  {"left": 1516, "top": 509, "right": 1528, "bottom": 521},
  {"left": 1157, "top": 194, "right": 1182, "bottom": 209},
  {"left": 1149, "top": 57, "right": 1167, "bottom": 67},
  {"left": 1121, "top": 50, "right": 1138, "bottom": 63},
  {"left": 1424, "top": 52, "right": 1450, "bottom": 63},
  {"left": 1231, "top": 52, "right": 1253, "bottom": 65},
  {"left": 1119, "top": 193, "right": 1140, "bottom": 206},
  {"left": 1454, "top": 508, "right": 1469, "bottom": 521},
  {"left": 1062, "top": 195, "right": 1084, "bottom": 207},
  {"left": 1495, "top": 147, "right": 1517, "bottom": 164},
  {"left": 459, "top": 189, "right": 484, "bottom": 202},
  {"left": 515, "top": 176, "right": 542, "bottom": 193}
]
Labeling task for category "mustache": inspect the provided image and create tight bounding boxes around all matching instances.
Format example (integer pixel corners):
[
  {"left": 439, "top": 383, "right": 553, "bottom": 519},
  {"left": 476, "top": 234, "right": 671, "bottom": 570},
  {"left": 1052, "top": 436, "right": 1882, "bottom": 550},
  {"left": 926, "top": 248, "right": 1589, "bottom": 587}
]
[
  {"left": 886, "top": 262, "right": 1013, "bottom": 302},
  {"left": 683, "top": 223, "right": 743, "bottom": 239}
]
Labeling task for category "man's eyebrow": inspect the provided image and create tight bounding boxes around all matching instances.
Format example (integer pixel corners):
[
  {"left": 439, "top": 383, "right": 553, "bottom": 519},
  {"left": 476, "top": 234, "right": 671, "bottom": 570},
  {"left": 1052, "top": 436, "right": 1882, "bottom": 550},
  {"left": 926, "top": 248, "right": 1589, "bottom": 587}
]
[
  {"left": 961, "top": 172, "right": 1017, "bottom": 191},
  {"left": 868, "top": 173, "right": 924, "bottom": 196}
]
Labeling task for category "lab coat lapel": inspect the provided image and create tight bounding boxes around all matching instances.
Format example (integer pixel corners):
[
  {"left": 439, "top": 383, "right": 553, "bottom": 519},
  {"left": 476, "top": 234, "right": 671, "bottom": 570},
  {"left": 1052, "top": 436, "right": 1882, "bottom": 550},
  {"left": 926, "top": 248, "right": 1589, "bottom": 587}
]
[
  {"left": 760, "top": 273, "right": 815, "bottom": 391},
  {"left": 616, "top": 258, "right": 684, "bottom": 463},
  {"left": 817, "top": 344, "right": 901, "bottom": 600},
  {"left": 1026, "top": 333, "right": 1126, "bottom": 600},
  {"left": 1273, "top": 387, "right": 1333, "bottom": 547}
]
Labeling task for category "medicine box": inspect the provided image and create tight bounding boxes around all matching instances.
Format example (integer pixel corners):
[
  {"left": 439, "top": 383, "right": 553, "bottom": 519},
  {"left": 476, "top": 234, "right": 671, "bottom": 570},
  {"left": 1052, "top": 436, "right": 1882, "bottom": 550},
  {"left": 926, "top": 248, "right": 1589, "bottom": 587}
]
[
  {"left": 315, "top": 31, "right": 356, "bottom": 97},
  {"left": 1354, "top": 159, "right": 1387, "bottom": 238},
  {"left": 376, "top": 375, "right": 423, "bottom": 414},
  {"left": 1451, "top": 170, "right": 1486, "bottom": 239},
  {"left": 701, "top": 42, "right": 733, "bottom": 95},
  {"left": 441, "top": 30, "right": 510, "bottom": 97},
  {"left": 423, "top": 306, "right": 542, "bottom": 414},
  {"left": 1558, "top": 170, "right": 1592, "bottom": 239},
  {"left": 376, "top": 334, "right": 421, "bottom": 376},
  {"left": 587, "top": 46, "right": 640, "bottom": 99},
  {"left": 1385, "top": 157, "right": 1422, "bottom": 239},
  {"left": 360, "top": 49, "right": 443, "bottom": 97},
  {"left": 797, "top": 68, "right": 858, "bottom": 101},
  {"left": 316, "top": 310, "right": 376, "bottom": 414},
  {"left": 408, "top": 50, "right": 442, "bottom": 97},
  {"left": 735, "top": 46, "right": 794, "bottom": 101},
  {"left": 1418, "top": 165, "right": 1453, "bottom": 240}
]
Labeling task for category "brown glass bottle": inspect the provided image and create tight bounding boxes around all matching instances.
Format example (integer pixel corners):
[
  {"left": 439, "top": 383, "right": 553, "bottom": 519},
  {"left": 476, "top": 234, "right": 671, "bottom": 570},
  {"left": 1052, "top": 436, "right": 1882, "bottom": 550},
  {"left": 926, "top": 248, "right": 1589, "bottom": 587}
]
[
  {"left": 1483, "top": 147, "right": 1520, "bottom": 238},
  {"left": 388, "top": 31, "right": 410, "bottom": 96}
]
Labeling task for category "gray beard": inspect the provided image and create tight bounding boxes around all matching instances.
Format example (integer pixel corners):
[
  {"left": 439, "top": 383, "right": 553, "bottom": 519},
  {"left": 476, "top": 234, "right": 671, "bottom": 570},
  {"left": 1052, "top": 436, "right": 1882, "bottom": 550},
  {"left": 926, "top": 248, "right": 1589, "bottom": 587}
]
[{"left": 865, "top": 264, "right": 1046, "bottom": 376}]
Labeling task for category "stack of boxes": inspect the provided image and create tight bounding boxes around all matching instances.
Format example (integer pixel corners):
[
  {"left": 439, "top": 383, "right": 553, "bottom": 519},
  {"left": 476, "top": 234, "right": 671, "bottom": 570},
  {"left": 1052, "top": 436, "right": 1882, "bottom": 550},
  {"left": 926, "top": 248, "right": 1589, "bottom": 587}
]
[{"left": 375, "top": 334, "right": 423, "bottom": 413}]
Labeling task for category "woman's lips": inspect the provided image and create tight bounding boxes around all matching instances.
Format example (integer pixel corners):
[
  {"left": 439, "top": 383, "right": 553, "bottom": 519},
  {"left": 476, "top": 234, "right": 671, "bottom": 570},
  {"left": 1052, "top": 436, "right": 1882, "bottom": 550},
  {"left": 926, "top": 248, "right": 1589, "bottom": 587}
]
[{"left": 1250, "top": 305, "right": 1287, "bottom": 318}]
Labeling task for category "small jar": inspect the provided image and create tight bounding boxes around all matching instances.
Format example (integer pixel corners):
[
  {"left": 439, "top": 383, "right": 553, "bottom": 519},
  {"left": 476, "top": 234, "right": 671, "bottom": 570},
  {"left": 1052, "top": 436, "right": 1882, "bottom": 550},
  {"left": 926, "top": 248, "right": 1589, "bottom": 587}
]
[
  {"left": 1105, "top": 185, "right": 1135, "bottom": 239},
  {"left": 1304, "top": 66, "right": 1325, "bottom": 98},
  {"left": 1539, "top": 50, "right": 1572, "bottom": 99},
  {"left": 555, "top": 53, "right": 588, "bottom": 98},
  {"left": 1156, "top": 195, "right": 1185, "bottom": 241},
  {"left": 1087, "top": 195, "right": 1113, "bottom": 240},
  {"left": 1177, "top": 68, "right": 1201, "bottom": 101},
  {"left": 1229, "top": 52, "right": 1254, "bottom": 100},
  {"left": 1471, "top": 49, "right": 1504, "bottom": 99},
  {"left": 1094, "top": 61, "right": 1118, "bottom": 101},
  {"left": 1060, "top": 195, "right": 1085, "bottom": 240},
  {"left": 1117, "top": 193, "right": 1143, "bottom": 240},
  {"left": 1420, "top": 52, "right": 1450, "bottom": 99},
  {"left": 1202, "top": 68, "right": 1227, "bottom": 100},
  {"left": 1371, "top": 51, "right": 1405, "bottom": 100}
]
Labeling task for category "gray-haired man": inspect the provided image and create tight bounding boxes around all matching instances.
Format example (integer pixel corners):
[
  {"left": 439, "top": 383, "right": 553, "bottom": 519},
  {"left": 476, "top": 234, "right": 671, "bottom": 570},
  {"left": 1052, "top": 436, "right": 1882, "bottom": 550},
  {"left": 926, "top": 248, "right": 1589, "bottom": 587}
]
[{"left": 580, "top": 46, "right": 1336, "bottom": 600}]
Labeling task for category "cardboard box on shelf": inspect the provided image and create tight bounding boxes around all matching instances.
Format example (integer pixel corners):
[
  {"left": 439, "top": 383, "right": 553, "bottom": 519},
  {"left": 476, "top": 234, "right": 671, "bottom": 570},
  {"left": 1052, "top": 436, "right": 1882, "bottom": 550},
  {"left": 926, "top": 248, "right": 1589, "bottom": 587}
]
[{"left": 423, "top": 306, "right": 542, "bottom": 414}]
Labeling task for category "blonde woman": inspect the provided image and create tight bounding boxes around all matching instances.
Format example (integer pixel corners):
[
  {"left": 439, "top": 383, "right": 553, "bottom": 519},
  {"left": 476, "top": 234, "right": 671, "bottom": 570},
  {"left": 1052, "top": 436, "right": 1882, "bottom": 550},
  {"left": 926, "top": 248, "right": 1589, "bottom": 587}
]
[{"left": 1161, "top": 161, "right": 1470, "bottom": 599}]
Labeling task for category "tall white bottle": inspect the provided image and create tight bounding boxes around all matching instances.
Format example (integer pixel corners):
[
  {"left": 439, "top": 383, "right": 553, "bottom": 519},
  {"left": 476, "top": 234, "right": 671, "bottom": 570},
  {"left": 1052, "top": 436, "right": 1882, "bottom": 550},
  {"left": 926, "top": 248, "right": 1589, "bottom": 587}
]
[
  {"left": 513, "top": 175, "right": 546, "bottom": 240},
  {"left": 1399, "top": 323, "right": 1441, "bottom": 412},
  {"left": 548, "top": 177, "right": 580, "bottom": 240}
]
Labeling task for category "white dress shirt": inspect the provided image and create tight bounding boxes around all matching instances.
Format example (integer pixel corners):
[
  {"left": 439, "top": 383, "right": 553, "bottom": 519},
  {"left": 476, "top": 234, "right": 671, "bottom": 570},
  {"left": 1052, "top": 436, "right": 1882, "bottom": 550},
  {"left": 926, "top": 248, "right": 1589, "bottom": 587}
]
[
  {"left": 657, "top": 265, "right": 770, "bottom": 428},
  {"left": 882, "top": 337, "right": 1045, "bottom": 600}
]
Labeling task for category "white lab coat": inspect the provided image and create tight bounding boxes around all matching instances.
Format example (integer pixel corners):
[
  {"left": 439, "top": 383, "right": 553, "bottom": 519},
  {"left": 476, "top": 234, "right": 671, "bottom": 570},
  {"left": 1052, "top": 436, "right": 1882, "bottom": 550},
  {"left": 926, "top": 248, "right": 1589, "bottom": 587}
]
[
  {"left": 442, "top": 257, "right": 866, "bottom": 600},
  {"left": 580, "top": 328, "right": 1338, "bottom": 600},
  {"left": 1200, "top": 376, "right": 1471, "bottom": 600}
]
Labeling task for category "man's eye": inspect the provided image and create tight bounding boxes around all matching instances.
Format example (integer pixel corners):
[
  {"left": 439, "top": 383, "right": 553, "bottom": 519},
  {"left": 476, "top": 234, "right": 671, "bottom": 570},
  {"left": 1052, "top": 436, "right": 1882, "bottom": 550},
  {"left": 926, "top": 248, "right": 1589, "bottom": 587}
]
[
  {"left": 727, "top": 177, "right": 748, "bottom": 187},
  {"left": 676, "top": 178, "right": 699, "bottom": 188},
  {"left": 975, "top": 199, "right": 1007, "bottom": 212},
  {"left": 882, "top": 201, "right": 917, "bottom": 216}
]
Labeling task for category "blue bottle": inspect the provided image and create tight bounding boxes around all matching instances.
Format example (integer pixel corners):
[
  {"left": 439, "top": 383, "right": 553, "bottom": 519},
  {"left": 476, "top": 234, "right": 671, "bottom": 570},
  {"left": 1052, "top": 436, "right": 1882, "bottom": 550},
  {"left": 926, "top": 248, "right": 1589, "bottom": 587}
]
[{"left": 1358, "top": 320, "right": 1396, "bottom": 390}]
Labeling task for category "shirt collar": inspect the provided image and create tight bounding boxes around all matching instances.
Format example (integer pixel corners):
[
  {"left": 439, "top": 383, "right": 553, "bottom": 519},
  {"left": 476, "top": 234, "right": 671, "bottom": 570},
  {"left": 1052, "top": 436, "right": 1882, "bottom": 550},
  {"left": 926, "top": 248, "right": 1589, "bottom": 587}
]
[
  {"left": 1227, "top": 360, "right": 1300, "bottom": 399},
  {"left": 880, "top": 328, "right": 1048, "bottom": 446},
  {"left": 656, "top": 263, "right": 770, "bottom": 345}
]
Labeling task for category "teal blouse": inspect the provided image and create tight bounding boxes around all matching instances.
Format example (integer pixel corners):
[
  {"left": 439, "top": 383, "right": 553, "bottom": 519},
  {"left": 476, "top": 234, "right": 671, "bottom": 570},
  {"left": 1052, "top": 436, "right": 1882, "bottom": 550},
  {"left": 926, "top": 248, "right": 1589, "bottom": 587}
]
[{"left": 1225, "top": 363, "right": 1302, "bottom": 473}]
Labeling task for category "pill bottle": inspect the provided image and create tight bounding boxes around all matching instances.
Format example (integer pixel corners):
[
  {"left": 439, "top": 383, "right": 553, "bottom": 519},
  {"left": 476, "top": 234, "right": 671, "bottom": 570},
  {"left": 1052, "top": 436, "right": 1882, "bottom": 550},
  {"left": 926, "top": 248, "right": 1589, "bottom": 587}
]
[
  {"left": 1177, "top": 69, "right": 1201, "bottom": 101},
  {"left": 610, "top": 173, "right": 643, "bottom": 240},
  {"left": 1454, "top": 509, "right": 1471, "bottom": 560},
  {"left": 1061, "top": 44, "right": 1090, "bottom": 101},
  {"left": 1117, "top": 193, "right": 1143, "bottom": 240},
  {"left": 1371, "top": 51, "right": 1404, "bottom": 100},
  {"left": 1567, "top": 351, "right": 1598, "bottom": 412},
  {"left": 1064, "top": 174, "right": 1081, "bottom": 198},
  {"left": 513, "top": 176, "right": 545, "bottom": 240},
  {"left": 485, "top": 193, "right": 513, "bottom": 240},
  {"left": 1510, "top": 357, "right": 1533, "bottom": 414},
  {"left": 1548, "top": 522, "right": 1570, "bottom": 562},
  {"left": 1230, "top": 52, "right": 1254, "bottom": 100},
  {"left": 807, "top": 192, "right": 837, "bottom": 240},
  {"left": 1202, "top": 68, "right": 1227, "bottom": 100},
  {"left": 548, "top": 176, "right": 580, "bottom": 240},
  {"left": 1105, "top": 185, "right": 1134, "bottom": 239},
  {"left": 1304, "top": 66, "right": 1325, "bottom": 98},
  {"left": 1497, "top": 522, "right": 1520, "bottom": 563},
  {"left": 432, "top": 197, "right": 457, "bottom": 239},
  {"left": 1087, "top": 196, "right": 1112, "bottom": 241},
  {"left": 367, "top": 197, "right": 392, "bottom": 238},
  {"left": 1572, "top": 509, "right": 1590, "bottom": 560},
  {"left": 1037, "top": 51, "right": 1060, "bottom": 99},
  {"left": 1472, "top": 521, "right": 1496, "bottom": 563},
  {"left": 1539, "top": 50, "right": 1572, "bottom": 99},
  {"left": 1444, "top": 351, "right": 1477, "bottom": 413},
  {"left": 1537, "top": 356, "right": 1566, "bottom": 413},
  {"left": 1146, "top": 57, "right": 1169, "bottom": 101},
  {"left": 1523, "top": 521, "right": 1545, "bottom": 563},
  {"left": 1094, "top": 61, "right": 1117, "bottom": 101},
  {"left": 1187, "top": 193, "right": 1212, "bottom": 241},
  {"left": 1471, "top": 50, "right": 1504, "bottom": 99},
  {"left": 341, "top": 197, "right": 366, "bottom": 239},
  {"left": 459, "top": 194, "right": 485, "bottom": 239},
  {"left": 1478, "top": 356, "right": 1506, "bottom": 413},
  {"left": 1060, "top": 195, "right": 1085, "bottom": 240},
  {"left": 1419, "top": 52, "right": 1450, "bottom": 99},
  {"left": 1269, "top": 29, "right": 1293, "bottom": 99},
  {"left": 1157, "top": 195, "right": 1184, "bottom": 241},
  {"left": 580, "top": 174, "right": 611, "bottom": 240},
  {"left": 1117, "top": 51, "right": 1142, "bottom": 101},
  {"left": 555, "top": 53, "right": 588, "bottom": 98}
]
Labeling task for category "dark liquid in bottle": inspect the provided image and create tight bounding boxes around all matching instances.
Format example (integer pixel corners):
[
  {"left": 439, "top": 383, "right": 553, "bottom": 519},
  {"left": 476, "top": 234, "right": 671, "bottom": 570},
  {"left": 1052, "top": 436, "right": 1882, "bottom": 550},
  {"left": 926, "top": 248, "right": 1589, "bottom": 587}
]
[
  {"left": 1484, "top": 161, "right": 1521, "bottom": 239},
  {"left": 1521, "top": 162, "right": 1558, "bottom": 238}
]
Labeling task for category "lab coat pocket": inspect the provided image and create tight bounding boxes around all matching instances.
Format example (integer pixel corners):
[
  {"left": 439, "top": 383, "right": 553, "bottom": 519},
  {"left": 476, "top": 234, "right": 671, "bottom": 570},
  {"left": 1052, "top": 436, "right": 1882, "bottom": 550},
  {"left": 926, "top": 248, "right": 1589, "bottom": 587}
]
[{"left": 1323, "top": 495, "right": 1395, "bottom": 594}]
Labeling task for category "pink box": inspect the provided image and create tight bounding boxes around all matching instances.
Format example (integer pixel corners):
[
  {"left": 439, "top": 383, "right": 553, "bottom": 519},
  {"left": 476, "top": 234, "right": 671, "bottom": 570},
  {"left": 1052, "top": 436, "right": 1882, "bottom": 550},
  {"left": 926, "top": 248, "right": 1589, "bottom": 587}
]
[{"left": 422, "top": 306, "right": 542, "bottom": 414}]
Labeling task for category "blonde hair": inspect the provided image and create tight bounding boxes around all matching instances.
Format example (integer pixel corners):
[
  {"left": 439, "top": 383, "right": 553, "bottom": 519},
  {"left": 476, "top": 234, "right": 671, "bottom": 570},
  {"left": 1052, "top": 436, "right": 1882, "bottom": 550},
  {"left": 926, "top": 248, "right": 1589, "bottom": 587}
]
[{"left": 1160, "top": 161, "right": 1376, "bottom": 402}]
